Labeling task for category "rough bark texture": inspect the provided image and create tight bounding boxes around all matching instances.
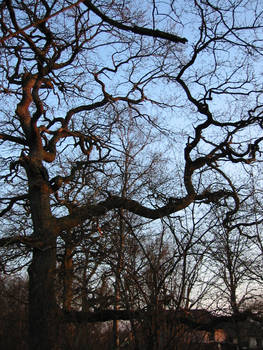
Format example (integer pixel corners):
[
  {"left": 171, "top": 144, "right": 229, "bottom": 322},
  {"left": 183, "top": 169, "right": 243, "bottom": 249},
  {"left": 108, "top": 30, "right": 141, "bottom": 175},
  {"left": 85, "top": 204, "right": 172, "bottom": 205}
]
[
  {"left": 28, "top": 244, "right": 59, "bottom": 350},
  {"left": 26, "top": 163, "right": 60, "bottom": 350}
]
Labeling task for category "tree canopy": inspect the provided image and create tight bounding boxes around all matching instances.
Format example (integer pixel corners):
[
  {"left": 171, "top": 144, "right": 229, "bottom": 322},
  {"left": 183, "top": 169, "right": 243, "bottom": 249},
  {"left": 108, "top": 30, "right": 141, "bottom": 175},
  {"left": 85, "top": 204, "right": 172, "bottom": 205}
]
[{"left": 0, "top": 0, "right": 263, "bottom": 349}]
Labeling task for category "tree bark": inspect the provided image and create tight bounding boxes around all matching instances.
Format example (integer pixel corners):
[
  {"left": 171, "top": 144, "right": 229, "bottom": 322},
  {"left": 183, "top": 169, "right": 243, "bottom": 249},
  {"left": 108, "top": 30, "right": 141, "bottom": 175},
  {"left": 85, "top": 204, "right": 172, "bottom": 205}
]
[
  {"left": 63, "top": 243, "right": 74, "bottom": 312},
  {"left": 28, "top": 243, "right": 60, "bottom": 350},
  {"left": 26, "top": 163, "right": 60, "bottom": 350}
]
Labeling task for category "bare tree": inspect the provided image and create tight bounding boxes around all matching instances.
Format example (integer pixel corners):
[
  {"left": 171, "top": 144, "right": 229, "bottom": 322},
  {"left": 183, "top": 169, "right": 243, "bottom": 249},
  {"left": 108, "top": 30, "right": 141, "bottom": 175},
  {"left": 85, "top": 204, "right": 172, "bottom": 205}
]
[
  {"left": 0, "top": 1, "right": 263, "bottom": 349},
  {"left": 0, "top": 275, "right": 28, "bottom": 350}
]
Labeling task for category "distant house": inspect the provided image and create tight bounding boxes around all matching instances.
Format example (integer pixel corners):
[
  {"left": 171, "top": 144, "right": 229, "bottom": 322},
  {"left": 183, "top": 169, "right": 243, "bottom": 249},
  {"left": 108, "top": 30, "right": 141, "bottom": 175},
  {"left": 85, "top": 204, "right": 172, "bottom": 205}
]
[
  {"left": 212, "top": 317, "right": 263, "bottom": 349},
  {"left": 158, "top": 309, "right": 263, "bottom": 350}
]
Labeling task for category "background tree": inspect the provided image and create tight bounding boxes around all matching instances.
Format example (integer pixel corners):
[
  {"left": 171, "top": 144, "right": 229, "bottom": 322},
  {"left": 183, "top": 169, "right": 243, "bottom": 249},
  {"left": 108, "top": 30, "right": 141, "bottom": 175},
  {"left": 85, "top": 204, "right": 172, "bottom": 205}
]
[{"left": 0, "top": 275, "right": 28, "bottom": 350}]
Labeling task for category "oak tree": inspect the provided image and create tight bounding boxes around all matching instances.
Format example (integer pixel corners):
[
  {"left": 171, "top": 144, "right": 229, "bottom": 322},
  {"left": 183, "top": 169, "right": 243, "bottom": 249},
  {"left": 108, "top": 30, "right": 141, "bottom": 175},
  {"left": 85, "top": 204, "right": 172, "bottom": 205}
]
[{"left": 0, "top": 1, "right": 263, "bottom": 349}]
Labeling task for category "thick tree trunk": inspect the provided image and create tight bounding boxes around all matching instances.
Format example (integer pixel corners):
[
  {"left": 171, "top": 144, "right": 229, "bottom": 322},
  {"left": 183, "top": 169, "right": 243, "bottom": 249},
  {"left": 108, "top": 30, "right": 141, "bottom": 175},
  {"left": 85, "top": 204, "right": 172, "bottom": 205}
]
[
  {"left": 26, "top": 164, "right": 61, "bottom": 350},
  {"left": 28, "top": 243, "right": 60, "bottom": 350}
]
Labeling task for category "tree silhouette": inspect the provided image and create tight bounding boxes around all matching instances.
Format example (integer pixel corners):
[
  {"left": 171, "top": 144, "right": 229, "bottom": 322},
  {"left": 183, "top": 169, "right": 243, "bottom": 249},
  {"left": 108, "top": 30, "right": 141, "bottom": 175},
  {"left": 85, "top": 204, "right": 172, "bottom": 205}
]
[{"left": 0, "top": 1, "right": 263, "bottom": 349}]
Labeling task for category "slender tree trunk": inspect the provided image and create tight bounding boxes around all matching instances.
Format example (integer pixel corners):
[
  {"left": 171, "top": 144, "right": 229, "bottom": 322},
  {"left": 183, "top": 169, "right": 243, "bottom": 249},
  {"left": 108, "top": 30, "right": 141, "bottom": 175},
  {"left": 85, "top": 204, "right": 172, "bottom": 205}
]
[
  {"left": 62, "top": 242, "right": 75, "bottom": 350},
  {"left": 113, "top": 209, "right": 125, "bottom": 350},
  {"left": 63, "top": 243, "right": 74, "bottom": 312}
]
